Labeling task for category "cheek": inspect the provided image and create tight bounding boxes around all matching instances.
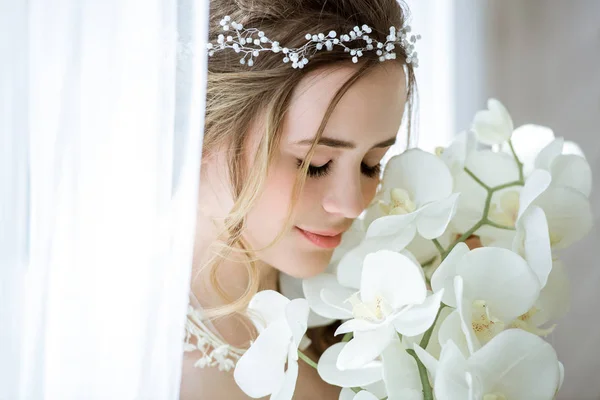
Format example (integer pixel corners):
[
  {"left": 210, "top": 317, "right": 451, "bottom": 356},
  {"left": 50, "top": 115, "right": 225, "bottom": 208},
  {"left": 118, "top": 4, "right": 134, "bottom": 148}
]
[
  {"left": 362, "top": 177, "right": 380, "bottom": 207},
  {"left": 245, "top": 161, "right": 298, "bottom": 243}
]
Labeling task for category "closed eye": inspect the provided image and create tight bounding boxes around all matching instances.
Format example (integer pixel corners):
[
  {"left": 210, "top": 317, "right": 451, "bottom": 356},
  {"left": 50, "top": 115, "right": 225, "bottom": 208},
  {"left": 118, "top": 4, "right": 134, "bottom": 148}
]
[
  {"left": 361, "top": 163, "right": 381, "bottom": 178},
  {"left": 296, "top": 158, "right": 381, "bottom": 179},
  {"left": 296, "top": 158, "right": 332, "bottom": 178}
]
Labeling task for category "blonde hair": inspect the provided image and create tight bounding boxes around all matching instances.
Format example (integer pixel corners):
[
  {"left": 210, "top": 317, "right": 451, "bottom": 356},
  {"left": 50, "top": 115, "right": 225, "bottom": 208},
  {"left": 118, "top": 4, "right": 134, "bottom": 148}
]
[{"left": 198, "top": 0, "right": 417, "bottom": 339}]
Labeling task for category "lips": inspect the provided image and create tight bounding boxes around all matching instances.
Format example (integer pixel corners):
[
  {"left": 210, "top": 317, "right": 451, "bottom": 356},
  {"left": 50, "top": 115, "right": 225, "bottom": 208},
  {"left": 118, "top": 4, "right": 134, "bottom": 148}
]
[{"left": 295, "top": 227, "right": 344, "bottom": 249}]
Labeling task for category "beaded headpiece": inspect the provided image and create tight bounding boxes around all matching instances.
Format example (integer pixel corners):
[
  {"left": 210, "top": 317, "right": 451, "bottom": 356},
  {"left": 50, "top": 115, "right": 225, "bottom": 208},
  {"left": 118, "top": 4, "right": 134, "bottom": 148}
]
[{"left": 206, "top": 16, "right": 421, "bottom": 69}]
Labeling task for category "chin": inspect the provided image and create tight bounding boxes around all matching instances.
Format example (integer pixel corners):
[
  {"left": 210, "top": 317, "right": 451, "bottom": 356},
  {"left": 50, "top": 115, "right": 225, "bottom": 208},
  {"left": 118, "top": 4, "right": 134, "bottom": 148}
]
[{"left": 271, "top": 248, "right": 334, "bottom": 279}]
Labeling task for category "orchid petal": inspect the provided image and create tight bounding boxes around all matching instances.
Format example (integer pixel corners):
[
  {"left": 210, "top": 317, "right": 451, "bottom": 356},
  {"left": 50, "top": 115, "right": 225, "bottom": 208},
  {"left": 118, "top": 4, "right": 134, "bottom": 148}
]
[
  {"left": 550, "top": 154, "right": 592, "bottom": 198},
  {"left": 279, "top": 272, "right": 335, "bottom": 328},
  {"left": 285, "top": 299, "right": 309, "bottom": 348},
  {"left": 361, "top": 250, "right": 427, "bottom": 308},
  {"left": 337, "top": 229, "right": 415, "bottom": 289},
  {"left": 457, "top": 247, "right": 540, "bottom": 320},
  {"left": 434, "top": 340, "right": 470, "bottom": 400},
  {"left": 382, "top": 339, "right": 423, "bottom": 400},
  {"left": 534, "top": 186, "right": 593, "bottom": 250},
  {"left": 472, "top": 99, "right": 514, "bottom": 145},
  {"left": 518, "top": 169, "right": 551, "bottom": 220},
  {"left": 366, "top": 213, "right": 417, "bottom": 240},
  {"left": 392, "top": 290, "right": 443, "bottom": 336},
  {"left": 336, "top": 326, "right": 395, "bottom": 370},
  {"left": 509, "top": 124, "right": 555, "bottom": 173},
  {"left": 233, "top": 320, "right": 290, "bottom": 398},
  {"left": 353, "top": 391, "right": 379, "bottom": 400},
  {"left": 382, "top": 149, "right": 453, "bottom": 206},
  {"left": 431, "top": 242, "right": 470, "bottom": 307},
  {"left": 413, "top": 343, "right": 439, "bottom": 382},
  {"left": 514, "top": 205, "right": 553, "bottom": 287},
  {"left": 303, "top": 274, "right": 354, "bottom": 320},
  {"left": 468, "top": 329, "right": 561, "bottom": 399},
  {"left": 318, "top": 342, "right": 383, "bottom": 388},
  {"left": 531, "top": 260, "right": 570, "bottom": 326},
  {"left": 331, "top": 218, "right": 367, "bottom": 266},
  {"left": 437, "top": 309, "right": 471, "bottom": 358},
  {"left": 271, "top": 355, "right": 299, "bottom": 400},
  {"left": 335, "top": 318, "right": 380, "bottom": 335},
  {"left": 416, "top": 193, "right": 461, "bottom": 239},
  {"left": 440, "top": 130, "right": 477, "bottom": 178},
  {"left": 535, "top": 137, "right": 564, "bottom": 171},
  {"left": 454, "top": 276, "right": 479, "bottom": 354},
  {"left": 453, "top": 151, "right": 519, "bottom": 232},
  {"left": 248, "top": 290, "right": 289, "bottom": 330}
]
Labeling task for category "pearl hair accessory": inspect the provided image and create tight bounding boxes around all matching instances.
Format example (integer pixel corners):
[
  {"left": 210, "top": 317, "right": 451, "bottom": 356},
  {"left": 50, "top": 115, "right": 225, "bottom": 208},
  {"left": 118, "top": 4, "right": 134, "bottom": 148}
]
[{"left": 206, "top": 16, "right": 421, "bottom": 69}]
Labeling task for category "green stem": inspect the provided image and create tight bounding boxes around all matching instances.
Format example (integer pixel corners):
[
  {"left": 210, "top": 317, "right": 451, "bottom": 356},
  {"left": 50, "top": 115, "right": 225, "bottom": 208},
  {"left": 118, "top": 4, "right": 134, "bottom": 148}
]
[
  {"left": 419, "top": 305, "right": 446, "bottom": 349},
  {"left": 421, "top": 255, "right": 438, "bottom": 269},
  {"left": 464, "top": 167, "right": 490, "bottom": 190},
  {"left": 297, "top": 350, "right": 318, "bottom": 370},
  {"left": 492, "top": 180, "right": 524, "bottom": 192},
  {"left": 431, "top": 239, "right": 445, "bottom": 257},
  {"left": 508, "top": 139, "right": 525, "bottom": 182},
  {"left": 483, "top": 219, "right": 515, "bottom": 230},
  {"left": 406, "top": 349, "right": 434, "bottom": 400},
  {"left": 342, "top": 332, "right": 353, "bottom": 342}
]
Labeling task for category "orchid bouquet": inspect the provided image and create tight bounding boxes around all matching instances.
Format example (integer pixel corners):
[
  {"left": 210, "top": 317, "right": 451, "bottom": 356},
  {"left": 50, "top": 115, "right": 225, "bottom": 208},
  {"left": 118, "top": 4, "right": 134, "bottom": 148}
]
[{"left": 233, "top": 99, "right": 594, "bottom": 400}]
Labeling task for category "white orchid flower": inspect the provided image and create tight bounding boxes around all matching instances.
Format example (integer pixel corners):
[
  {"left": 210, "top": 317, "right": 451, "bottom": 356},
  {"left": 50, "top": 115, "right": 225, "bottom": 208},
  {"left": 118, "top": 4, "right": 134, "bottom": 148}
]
[
  {"left": 233, "top": 291, "right": 309, "bottom": 400},
  {"left": 509, "top": 260, "right": 570, "bottom": 336},
  {"left": 366, "top": 149, "right": 460, "bottom": 243},
  {"left": 507, "top": 124, "right": 591, "bottom": 192},
  {"left": 438, "top": 130, "right": 477, "bottom": 178},
  {"left": 431, "top": 244, "right": 540, "bottom": 353},
  {"left": 320, "top": 338, "right": 423, "bottom": 400},
  {"left": 417, "top": 329, "right": 563, "bottom": 400},
  {"left": 471, "top": 98, "right": 514, "bottom": 145},
  {"left": 380, "top": 337, "right": 425, "bottom": 400},
  {"left": 333, "top": 250, "right": 443, "bottom": 370},
  {"left": 280, "top": 270, "right": 336, "bottom": 328},
  {"left": 303, "top": 272, "right": 356, "bottom": 320},
  {"left": 282, "top": 219, "right": 365, "bottom": 328},
  {"left": 318, "top": 342, "right": 384, "bottom": 389},
  {"left": 303, "top": 250, "right": 423, "bottom": 323},
  {"left": 534, "top": 137, "right": 591, "bottom": 197},
  {"left": 518, "top": 169, "right": 593, "bottom": 250},
  {"left": 452, "top": 150, "right": 521, "bottom": 236}
]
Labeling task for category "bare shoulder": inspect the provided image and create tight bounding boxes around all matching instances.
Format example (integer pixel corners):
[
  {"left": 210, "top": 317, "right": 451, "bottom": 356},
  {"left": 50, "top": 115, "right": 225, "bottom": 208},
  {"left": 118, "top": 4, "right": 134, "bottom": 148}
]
[{"left": 179, "top": 350, "right": 341, "bottom": 400}]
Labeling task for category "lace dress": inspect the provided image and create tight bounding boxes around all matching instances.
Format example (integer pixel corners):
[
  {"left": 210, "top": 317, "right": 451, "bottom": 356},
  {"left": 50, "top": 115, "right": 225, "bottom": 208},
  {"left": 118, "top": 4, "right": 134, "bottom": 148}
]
[{"left": 183, "top": 293, "right": 245, "bottom": 372}]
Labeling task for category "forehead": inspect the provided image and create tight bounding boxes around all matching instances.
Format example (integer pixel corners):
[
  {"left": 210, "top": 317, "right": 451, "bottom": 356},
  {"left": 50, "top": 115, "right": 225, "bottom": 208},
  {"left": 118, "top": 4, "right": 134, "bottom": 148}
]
[{"left": 284, "top": 62, "right": 407, "bottom": 147}]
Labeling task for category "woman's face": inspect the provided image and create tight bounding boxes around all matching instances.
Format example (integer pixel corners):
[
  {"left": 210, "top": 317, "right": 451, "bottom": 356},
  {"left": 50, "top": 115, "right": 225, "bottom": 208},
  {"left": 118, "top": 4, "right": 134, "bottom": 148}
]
[{"left": 211, "top": 62, "right": 407, "bottom": 279}]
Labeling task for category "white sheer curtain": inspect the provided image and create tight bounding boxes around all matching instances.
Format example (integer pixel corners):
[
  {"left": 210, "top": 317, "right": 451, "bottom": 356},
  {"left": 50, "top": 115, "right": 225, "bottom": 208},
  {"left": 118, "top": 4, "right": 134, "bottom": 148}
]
[
  {"left": 403, "top": 0, "right": 456, "bottom": 152},
  {"left": 0, "top": 0, "right": 208, "bottom": 398}
]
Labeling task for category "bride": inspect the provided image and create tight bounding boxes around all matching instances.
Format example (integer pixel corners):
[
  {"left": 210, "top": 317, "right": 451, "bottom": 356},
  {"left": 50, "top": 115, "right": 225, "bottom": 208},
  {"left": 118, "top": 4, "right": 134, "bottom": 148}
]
[{"left": 179, "top": 0, "right": 417, "bottom": 398}]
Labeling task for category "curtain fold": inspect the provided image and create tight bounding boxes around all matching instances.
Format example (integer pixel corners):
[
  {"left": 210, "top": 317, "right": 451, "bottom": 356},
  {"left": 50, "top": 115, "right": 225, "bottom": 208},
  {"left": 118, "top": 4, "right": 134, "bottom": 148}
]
[{"left": 0, "top": 0, "right": 208, "bottom": 398}]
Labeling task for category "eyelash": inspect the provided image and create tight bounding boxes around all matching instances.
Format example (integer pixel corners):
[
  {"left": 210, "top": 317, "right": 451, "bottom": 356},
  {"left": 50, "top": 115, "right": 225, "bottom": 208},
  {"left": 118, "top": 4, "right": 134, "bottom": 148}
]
[{"left": 296, "top": 159, "right": 381, "bottom": 179}]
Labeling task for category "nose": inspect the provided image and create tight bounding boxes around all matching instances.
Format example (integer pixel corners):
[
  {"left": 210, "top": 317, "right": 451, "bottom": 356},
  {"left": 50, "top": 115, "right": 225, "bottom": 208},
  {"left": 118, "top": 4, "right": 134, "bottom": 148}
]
[{"left": 321, "top": 172, "right": 366, "bottom": 219}]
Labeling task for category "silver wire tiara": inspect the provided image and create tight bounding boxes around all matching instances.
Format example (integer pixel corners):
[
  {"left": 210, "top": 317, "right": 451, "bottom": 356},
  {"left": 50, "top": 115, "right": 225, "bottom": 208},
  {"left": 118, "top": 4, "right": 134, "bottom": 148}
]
[{"left": 206, "top": 16, "right": 421, "bottom": 69}]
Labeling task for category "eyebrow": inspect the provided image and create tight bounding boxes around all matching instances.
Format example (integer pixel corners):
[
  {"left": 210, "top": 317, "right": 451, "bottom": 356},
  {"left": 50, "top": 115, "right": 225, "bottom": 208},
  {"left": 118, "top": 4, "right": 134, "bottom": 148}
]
[{"left": 294, "top": 136, "right": 397, "bottom": 149}]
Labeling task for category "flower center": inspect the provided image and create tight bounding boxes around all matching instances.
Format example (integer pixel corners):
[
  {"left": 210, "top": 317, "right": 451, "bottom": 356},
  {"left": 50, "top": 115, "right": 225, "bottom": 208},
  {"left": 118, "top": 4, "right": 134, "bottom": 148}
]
[
  {"left": 471, "top": 300, "right": 504, "bottom": 344},
  {"left": 379, "top": 188, "right": 417, "bottom": 215},
  {"left": 509, "top": 306, "right": 555, "bottom": 337},
  {"left": 483, "top": 392, "right": 507, "bottom": 400},
  {"left": 488, "top": 190, "right": 520, "bottom": 227},
  {"left": 347, "top": 292, "right": 392, "bottom": 323}
]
